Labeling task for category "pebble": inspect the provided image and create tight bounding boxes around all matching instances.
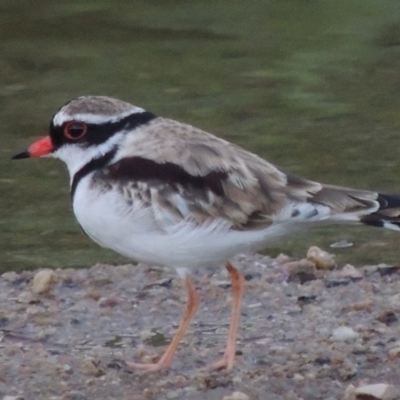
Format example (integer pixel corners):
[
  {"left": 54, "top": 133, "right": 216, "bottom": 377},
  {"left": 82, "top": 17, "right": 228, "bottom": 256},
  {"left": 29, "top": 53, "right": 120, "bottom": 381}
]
[
  {"left": 339, "top": 264, "right": 363, "bottom": 280},
  {"left": 165, "top": 392, "right": 180, "bottom": 400},
  {"left": 84, "top": 289, "right": 102, "bottom": 301},
  {"left": 99, "top": 297, "right": 119, "bottom": 308},
  {"left": 345, "top": 299, "right": 374, "bottom": 312},
  {"left": 388, "top": 294, "right": 400, "bottom": 310},
  {"left": 69, "top": 304, "right": 88, "bottom": 313},
  {"left": 344, "top": 384, "right": 356, "bottom": 400},
  {"left": 331, "top": 326, "right": 359, "bottom": 341},
  {"left": 377, "top": 264, "right": 400, "bottom": 277},
  {"left": 62, "top": 392, "right": 88, "bottom": 400},
  {"left": 293, "top": 373, "right": 305, "bottom": 380},
  {"left": 62, "top": 364, "right": 72, "bottom": 372},
  {"left": 387, "top": 347, "right": 400, "bottom": 360},
  {"left": 3, "top": 344, "right": 23, "bottom": 357},
  {"left": 307, "top": 246, "right": 336, "bottom": 270},
  {"left": 2, "top": 397, "right": 24, "bottom": 400},
  {"left": 81, "top": 357, "right": 104, "bottom": 377},
  {"left": 211, "top": 280, "right": 231, "bottom": 289},
  {"left": 354, "top": 383, "right": 398, "bottom": 399},
  {"left": 376, "top": 311, "right": 398, "bottom": 326},
  {"left": 26, "top": 305, "right": 46, "bottom": 315},
  {"left": 247, "top": 302, "right": 262, "bottom": 308},
  {"left": 1, "top": 271, "right": 20, "bottom": 282},
  {"left": 222, "top": 392, "right": 250, "bottom": 400},
  {"left": 283, "top": 259, "right": 317, "bottom": 283},
  {"left": 140, "top": 330, "right": 156, "bottom": 340},
  {"left": 330, "top": 239, "right": 353, "bottom": 248},
  {"left": 31, "top": 269, "right": 57, "bottom": 294},
  {"left": 17, "top": 290, "right": 35, "bottom": 303}
]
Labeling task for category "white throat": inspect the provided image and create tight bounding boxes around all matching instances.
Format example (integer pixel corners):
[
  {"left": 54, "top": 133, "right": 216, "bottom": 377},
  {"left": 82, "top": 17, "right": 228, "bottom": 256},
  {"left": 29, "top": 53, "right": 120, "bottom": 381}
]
[{"left": 52, "top": 132, "right": 125, "bottom": 182}]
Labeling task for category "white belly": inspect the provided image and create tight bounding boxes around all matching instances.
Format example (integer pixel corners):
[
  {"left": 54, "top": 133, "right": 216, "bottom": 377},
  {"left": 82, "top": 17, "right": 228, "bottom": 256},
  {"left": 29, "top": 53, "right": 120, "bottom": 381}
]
[{"left": 72, "top": 177, "right": 288, "bottom": 269}]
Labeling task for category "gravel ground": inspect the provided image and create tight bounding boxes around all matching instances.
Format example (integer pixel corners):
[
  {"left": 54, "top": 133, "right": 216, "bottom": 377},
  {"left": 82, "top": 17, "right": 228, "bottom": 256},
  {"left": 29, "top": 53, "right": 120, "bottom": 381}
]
[{"left": 1, "top": 248, "right": 400, "bottom": 400}]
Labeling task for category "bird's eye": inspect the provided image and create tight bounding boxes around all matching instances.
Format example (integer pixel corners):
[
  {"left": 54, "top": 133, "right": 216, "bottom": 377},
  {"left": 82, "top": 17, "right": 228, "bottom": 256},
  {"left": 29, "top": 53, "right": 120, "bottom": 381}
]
[{"left": 63, "top": 121, "right": 87, "bottom": 140}]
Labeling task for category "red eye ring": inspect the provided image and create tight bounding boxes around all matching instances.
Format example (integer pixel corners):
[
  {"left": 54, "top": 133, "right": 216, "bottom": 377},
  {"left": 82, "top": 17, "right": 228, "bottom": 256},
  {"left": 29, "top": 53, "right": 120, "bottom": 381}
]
[{"left": 63, "top": 121, "right": 88, "bottom": 140}]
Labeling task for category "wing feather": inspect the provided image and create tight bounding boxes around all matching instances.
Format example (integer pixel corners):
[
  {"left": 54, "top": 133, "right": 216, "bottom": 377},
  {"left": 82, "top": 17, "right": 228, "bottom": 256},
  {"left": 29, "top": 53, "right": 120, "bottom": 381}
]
[{"left": 103, "top": 117, "right": 382, "bottom": 231}]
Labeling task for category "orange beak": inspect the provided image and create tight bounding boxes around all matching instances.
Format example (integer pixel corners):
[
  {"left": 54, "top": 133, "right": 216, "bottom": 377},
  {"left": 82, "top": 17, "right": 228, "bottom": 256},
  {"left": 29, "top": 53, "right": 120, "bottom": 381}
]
[{"left": 12, "top": 136, "right": 54, "bottom": 159}]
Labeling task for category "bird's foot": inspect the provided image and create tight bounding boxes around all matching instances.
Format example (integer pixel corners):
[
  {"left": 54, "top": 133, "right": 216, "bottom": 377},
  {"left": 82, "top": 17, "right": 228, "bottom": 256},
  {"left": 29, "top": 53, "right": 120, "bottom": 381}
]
[
  {"left": 125, "top": 359, "right": 171, "bottom": 372},
  {"left": 207, "top": 353, "right": 235, "bottom": 371}
]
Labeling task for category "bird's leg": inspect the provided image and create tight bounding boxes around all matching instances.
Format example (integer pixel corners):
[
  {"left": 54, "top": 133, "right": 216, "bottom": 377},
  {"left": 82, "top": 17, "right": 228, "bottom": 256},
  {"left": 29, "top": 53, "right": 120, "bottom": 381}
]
[
  {"left": 126, "top": 275, "right": 200, "bottom": 372},
  {"left": 208, "top": 261, "right": 245, "bottom": 371}
]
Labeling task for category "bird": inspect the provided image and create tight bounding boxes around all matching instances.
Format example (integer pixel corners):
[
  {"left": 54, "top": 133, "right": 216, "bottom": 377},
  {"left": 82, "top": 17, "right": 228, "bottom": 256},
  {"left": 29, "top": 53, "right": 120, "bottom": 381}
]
[{"left": 12, "top": 95, "right": 400, "bottom": 372}]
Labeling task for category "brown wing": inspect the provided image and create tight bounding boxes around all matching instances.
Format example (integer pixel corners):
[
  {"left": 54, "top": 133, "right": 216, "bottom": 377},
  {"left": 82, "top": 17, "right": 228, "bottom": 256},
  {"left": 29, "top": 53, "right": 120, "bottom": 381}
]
[{"left": 108, "top": 117, "right": 383, "bottom": 230}]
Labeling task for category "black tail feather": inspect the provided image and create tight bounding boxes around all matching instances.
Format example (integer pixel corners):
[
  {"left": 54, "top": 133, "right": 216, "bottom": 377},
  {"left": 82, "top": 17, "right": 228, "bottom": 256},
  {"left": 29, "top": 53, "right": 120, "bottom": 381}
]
[
  {"left": 376, "top": 193, "right": 400, "bottom": 210},
  {"left": 361, "top": 193, "right": 400, "bottom": 230}
]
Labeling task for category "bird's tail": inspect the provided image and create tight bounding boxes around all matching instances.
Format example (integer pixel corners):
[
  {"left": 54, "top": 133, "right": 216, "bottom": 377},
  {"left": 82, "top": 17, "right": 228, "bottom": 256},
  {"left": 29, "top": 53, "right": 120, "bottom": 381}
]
[
  {"left": 359, "top": 193, "right": 400, "bottom": 231},
  {"left": 267, "top": 173, "right": 400, "bottom": 232},
  {"left": 302, "top": 181, "right": 400, "bottom": 231}
]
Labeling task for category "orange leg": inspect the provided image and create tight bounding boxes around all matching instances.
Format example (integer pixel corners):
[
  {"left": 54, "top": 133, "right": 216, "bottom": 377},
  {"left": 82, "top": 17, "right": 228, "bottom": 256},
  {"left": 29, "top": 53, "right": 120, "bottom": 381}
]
[
  {"left": 208, "top": 262, "right": 245, "bottom": 371},
  {"left": 126, "top": 275, "right": 200, "bottom": 372}
]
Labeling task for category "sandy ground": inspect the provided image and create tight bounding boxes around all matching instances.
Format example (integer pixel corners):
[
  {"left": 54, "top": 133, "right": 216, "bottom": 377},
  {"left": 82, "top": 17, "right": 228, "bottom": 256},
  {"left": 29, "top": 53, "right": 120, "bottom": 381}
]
[{"left": 1, "top": 250, "right": 400, "bottom": 400}]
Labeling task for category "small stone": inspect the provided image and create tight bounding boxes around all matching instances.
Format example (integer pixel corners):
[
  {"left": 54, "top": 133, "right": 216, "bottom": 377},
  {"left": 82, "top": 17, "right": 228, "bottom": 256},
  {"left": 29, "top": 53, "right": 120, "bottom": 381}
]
[
  {"left": 31, "top": 269, "right": 57, "bottom": 294},
  {"left": 140, "top": 330, "right": 155, "bottom": 341},
  {"left": 143, "top": 278, "right": 172, "bottom": 289},
  {"left": 2, "top": 396, "right": 24, "bottom": 400},
  {"left": 211, "top": 280, "right": 231, "bottom": 289},
  {"left": 3, "top": 344, "right": 23, "bottom": 357},
  {"left": 297, "top": 295, "right": 317, "bottom": 306},
  {"left": 62, "top": 364, "right": 72, "bottom": 372},
  {"left": 222, "top": 392, "right": 250, "bottom": 400},
  {"left": 81, "top": 357, "right": 105, "bottom": 377},
  {"left": 17, "top": 291, "right": 35, "bottom": 303},
  {"left": 283, "top": 259, "right": 317, "bottom": 284},
  {"left": 354, "top": 383, "right": 398, "bottom": 399},
  {"left": 325, "top": 278, "right": 351, "bottom": 288},
  {"left": 362, "top": 265, "right": 378, "bottom": 275},
  {"left": 276, "top": 253, "right": 291, "bottom": 263},
  {"left": 84, "top": 289, "right": 102, "bottom": 301},
  {"left": 293, "top": 373, "right": 304, "bottom": 380},
  {"left": 331, "top": 326, "right": 359, "bottom": 341},
  {"left": 247, "top": 302, "right": 262, "bottom": 309},
  {"left": 69, "top": 304, "right": 88, "bottom": 313},
  {"left": 376, "top": 311, "right": 398, "bottom": 326},
  {"left": 165, "top": 391, "right": 180, "bottom": 400},
  {"left": 344, "top": 384, "right": 356, "bottom": 400},
  {"left": 339, "top": 264, "right": 363, "bottom": 280},
  {"left": 377, "top": 264, "right": 400, "bottom": 277},
  {"left": 123, "top": 395, "right": 146, "bottom": 400},
  {"left": 114, "top": 265, "right": 130, "bottom": 275},
  {"left": 1, "top": 271, "right": 20, "bottom": 282},
  {"left": 99, "top": 297, "right": 119, "bottom": 308},
  {"left": 307, "top": 246, "right": 335, "bottom": 270},
  {"left": 338, "top": 359, "right": 358, "bottom": 380},
  {"left": 345, "top": 299, "right": 374, "bottom": 312},
  {"left": 62, "top": 392, "right": 88, "bottom": 400},
  {"left": 26, "top": 305, "right": 46, "bottom": 315},
  {"left": 36, "top": 327, "right": 56, "bottom": 339},
  {"left": 388, "top": 347, "right": 400, "bottom": 360},
  {"left": 388, "top": 294, "right": 400, "bottom": 310},
  {"left": 330, "top": 239, "right": 353, "bottom": 249}
]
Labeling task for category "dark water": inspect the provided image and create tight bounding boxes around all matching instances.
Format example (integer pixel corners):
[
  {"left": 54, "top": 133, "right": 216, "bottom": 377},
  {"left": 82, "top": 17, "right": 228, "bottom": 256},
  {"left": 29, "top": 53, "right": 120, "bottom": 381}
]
[{"left": 2, "top": 0, "right": 400, "bottom": 272}]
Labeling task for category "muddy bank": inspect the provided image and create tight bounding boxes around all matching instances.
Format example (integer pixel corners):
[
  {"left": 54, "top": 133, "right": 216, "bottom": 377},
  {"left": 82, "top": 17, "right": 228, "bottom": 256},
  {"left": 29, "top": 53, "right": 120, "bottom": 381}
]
[{"left": 1, "top": 250, "right": 400, "bottom": 399}]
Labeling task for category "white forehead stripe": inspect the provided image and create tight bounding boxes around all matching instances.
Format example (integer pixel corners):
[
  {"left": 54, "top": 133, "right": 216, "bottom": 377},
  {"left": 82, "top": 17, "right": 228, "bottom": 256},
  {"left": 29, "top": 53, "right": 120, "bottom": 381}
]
[{"left": 53, "top": 107, "right": 145, "bottom": 126}]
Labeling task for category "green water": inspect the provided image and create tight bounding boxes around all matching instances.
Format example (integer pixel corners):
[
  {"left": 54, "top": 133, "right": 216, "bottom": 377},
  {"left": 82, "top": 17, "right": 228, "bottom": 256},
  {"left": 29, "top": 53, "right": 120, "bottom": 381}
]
[{"left": 2, "top": 0, "right": 400, "bottom": 272}]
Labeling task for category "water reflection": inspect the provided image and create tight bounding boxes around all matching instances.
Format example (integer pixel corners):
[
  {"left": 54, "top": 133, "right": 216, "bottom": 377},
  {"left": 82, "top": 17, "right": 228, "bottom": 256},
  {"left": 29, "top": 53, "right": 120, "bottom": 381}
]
[{"left": 2, "top": 0, "right": 400, "bottom": 272}]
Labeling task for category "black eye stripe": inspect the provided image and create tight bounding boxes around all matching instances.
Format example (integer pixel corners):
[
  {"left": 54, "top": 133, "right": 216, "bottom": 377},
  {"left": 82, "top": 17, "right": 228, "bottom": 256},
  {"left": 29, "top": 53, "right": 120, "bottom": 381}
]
[
  {"left": 50, "top": 111, "right": 156, "bottom": 148},
  {"left": 83, "top": 111, "right": 156, "bottom": 145}
]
